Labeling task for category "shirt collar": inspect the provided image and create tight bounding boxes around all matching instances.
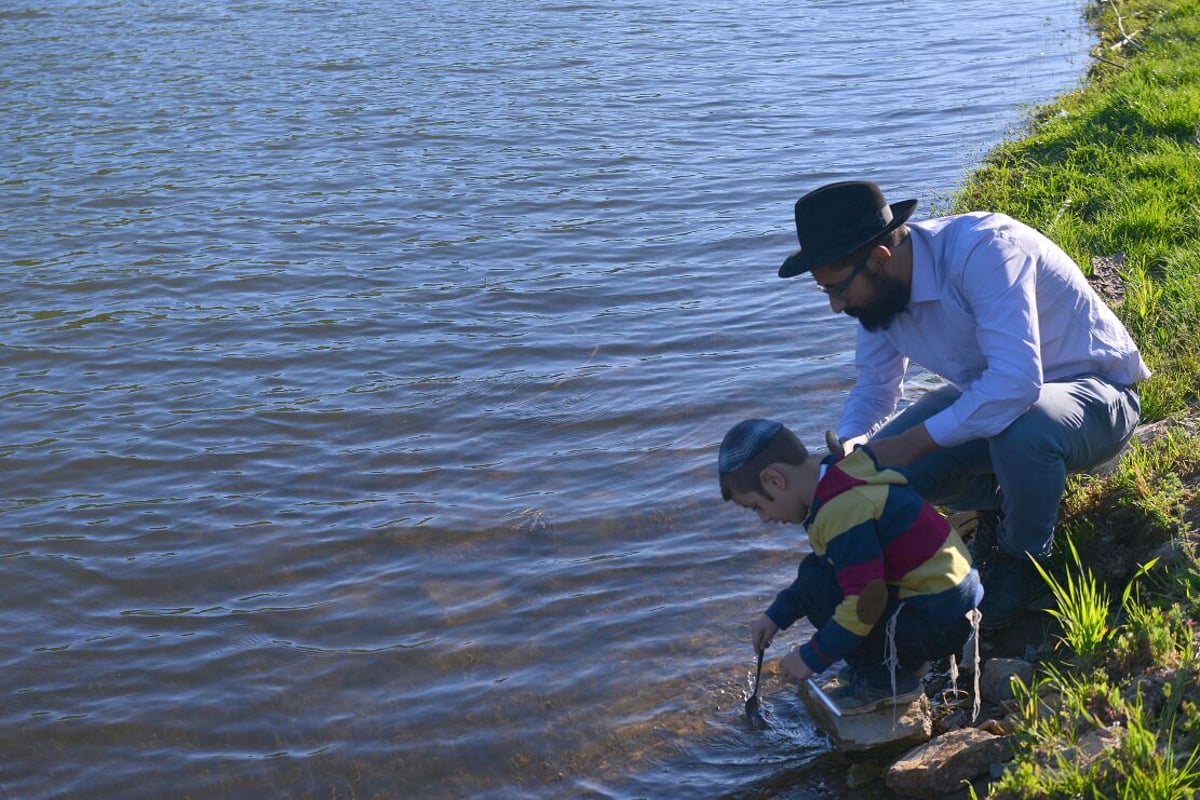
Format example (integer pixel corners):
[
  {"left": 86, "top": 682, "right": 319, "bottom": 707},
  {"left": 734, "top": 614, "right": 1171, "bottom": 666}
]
[{"left": 907, "top": 225, "right": 938, "bottom": 303}]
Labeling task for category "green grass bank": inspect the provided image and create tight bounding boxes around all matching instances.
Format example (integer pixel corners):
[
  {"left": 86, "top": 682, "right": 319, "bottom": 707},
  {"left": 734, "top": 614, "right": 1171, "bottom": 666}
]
[{"left": 948, "top": 0, "right": 1200, "bottom": 796}]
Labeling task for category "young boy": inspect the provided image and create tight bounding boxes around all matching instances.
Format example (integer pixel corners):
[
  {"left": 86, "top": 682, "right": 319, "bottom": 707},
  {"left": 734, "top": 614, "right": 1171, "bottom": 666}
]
[{"left": 719, "top": 418, "right": 983, "bottom": 715}]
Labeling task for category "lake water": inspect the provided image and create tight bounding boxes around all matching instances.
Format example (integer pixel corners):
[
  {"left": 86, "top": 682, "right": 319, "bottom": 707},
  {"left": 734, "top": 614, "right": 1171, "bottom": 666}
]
[{"left": 2, "top": 1, "right": 1090, "bottom": 797}]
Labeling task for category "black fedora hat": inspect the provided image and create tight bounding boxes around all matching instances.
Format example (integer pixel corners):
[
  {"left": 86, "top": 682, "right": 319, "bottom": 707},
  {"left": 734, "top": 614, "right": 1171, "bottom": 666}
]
[{"left": 778, "top": 181, "right": 918, "bottom": 278}]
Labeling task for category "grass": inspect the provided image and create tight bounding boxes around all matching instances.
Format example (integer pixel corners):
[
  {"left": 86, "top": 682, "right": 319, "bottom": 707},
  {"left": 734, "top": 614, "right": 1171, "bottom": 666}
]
[
  {"left": 1030, "top": 537, "right": 1157, "bottom": 670},
  {"left": 949, "top": 0, "right": 1200, "bottom": 796}
]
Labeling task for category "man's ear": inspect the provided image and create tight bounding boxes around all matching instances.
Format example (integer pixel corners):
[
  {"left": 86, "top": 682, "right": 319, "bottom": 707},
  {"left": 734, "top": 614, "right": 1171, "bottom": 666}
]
[
  {"left": 868, "top": 243, "right": 891, "bottom": 270},
  {"left": 759, "top": 466, "right": 786, "bottom": 491}
]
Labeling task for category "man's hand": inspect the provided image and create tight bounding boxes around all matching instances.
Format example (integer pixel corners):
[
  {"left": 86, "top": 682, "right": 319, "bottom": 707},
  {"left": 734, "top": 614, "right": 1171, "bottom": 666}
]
[
  {"left": 750, "top": 613, "right": 778, "bottom": 653},
  {"left": 835, "top": 433, "right": 867, "bottom": 456},
  {"left": 780, "top": 648, "right": 814, "bottom": 683},
  {"left": 866, "top": 423, "right": 939, "bottom": 467}
]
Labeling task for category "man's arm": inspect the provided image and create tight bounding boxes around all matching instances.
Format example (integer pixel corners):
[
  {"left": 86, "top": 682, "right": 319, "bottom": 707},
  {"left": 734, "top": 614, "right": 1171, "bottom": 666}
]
[
  {"left": 865, "top": 421, "right": 940, "bottom": 467},
  {"left": 837, "top": 327, "right": 907, "bottom": 443}
]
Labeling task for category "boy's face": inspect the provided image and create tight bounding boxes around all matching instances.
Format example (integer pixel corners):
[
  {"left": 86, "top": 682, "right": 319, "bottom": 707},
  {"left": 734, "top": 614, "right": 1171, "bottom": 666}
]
[{"left": 729, "top": 470, "right": 809, "bottom": 524}]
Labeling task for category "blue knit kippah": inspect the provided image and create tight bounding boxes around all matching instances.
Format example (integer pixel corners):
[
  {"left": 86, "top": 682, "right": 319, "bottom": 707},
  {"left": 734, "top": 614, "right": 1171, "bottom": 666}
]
[{"left": 718, "top": 418, "right": 783, "bottom": 474}]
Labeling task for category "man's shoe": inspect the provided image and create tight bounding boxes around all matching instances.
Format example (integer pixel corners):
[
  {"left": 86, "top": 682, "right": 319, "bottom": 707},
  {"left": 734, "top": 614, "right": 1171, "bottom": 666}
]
[
  {"left": 815, "top": 666, "right": 923, "bottom": 716},
  {"left": 965, "top": 510, "right": 1001, "bottom": 573},
  {"left": 979, "top": 553, "right": 1052, "bottom": 631}
]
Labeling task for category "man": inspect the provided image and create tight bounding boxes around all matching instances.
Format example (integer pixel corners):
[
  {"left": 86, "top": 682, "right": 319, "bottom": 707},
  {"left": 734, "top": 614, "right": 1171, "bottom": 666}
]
[{"left": 777, "top": 180, "right": 1149, "bottom": 629}]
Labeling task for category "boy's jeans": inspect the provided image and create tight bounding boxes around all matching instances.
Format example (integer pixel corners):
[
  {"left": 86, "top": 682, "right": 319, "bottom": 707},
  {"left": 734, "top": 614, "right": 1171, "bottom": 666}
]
[
  {"left": 795, "top": 554, "right": 971, "bottom": 675},
  {"left": 872, "top": 375, "right": 1140, "bottom": 559}
]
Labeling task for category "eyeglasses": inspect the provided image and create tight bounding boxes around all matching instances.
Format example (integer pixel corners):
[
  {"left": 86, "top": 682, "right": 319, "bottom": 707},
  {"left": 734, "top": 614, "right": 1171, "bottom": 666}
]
[{"left": 815, "top": 253, "right": 870, "bottom": 299}]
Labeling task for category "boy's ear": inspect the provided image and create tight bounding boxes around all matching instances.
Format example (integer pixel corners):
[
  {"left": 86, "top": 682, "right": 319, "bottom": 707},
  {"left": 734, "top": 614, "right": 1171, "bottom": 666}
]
[{"left": 759, "top": 465, "right": 786, "bottom": 491}]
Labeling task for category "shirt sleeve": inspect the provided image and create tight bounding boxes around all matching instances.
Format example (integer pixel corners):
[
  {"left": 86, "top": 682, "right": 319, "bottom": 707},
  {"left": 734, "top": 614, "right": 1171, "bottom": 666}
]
[
  {"left": 837, "top": 327, "right": 908, "bottom": 441},
  {"left": 922, "top": 230, "right": 1043, "bottom": 447},
  {"left": 764, "top": 566, "right": 810, "bottom": 632}
]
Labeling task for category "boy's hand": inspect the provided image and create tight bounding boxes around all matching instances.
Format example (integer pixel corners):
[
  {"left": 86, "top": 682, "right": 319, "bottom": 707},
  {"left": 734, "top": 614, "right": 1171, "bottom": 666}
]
[
  {"left": 780, "top": 648, "right": 815, "bottom": 683},
  {"left": 750, "top": 614, "right": 778, "bottom": 653}
]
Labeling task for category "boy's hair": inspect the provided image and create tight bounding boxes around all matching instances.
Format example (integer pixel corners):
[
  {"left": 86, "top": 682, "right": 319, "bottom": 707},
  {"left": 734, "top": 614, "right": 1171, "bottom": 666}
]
[{"left": 718, "top": 419, "right": 810, "bottom": 501}]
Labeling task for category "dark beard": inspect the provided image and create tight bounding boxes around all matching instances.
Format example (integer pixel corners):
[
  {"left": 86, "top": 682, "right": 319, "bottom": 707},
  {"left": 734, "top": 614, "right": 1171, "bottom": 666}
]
[{"left": 845, "top": 270, "right": 910, "bottom": 332}]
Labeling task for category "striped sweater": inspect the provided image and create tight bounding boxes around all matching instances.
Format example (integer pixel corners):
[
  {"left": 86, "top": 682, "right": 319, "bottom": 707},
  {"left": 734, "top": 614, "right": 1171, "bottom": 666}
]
[{"left": 766, "top": 446, "right": 982, "bottom": 674}]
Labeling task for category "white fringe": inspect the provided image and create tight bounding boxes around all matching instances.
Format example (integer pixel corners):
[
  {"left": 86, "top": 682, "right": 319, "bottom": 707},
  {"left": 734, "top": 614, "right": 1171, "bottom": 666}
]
[
  {"left": 884, "top": 601, "right": 905, "bottom": 724},
  {"left": 885, "top": 605, "right": 983, "bottom": 724},
  {"left": 966, "top": 607, "right": 983, "bottom": 722}
]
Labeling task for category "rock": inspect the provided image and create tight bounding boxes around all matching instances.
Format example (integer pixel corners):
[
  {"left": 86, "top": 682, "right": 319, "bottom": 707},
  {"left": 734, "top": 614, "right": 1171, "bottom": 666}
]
[
  {"left": 934, "top": 706, "right": 969, "bottom": 734},
  {"left": 798, "top": 680, "right": 933, "bottom": 755},
  {"left": 846, "top": 760, "right": 883, "bottom": 789},
  {"left": 1149, "top": 538, "right": 1188, "bottom": 569},
  {"left": 1034, "top": 728, "right": 1119, "bottom": 786},
  {"left": 981, "top": 658, "right": 1033, "bottom": 706},
  {"left": 975, "top": 718, "right": 1006, "bottom": 736},
  {"left": 1063, "top": 727, "right": 1118, "bottom": 767},
  {"left": 884, "top": 727, "right": 1011, "bottom": 799}
]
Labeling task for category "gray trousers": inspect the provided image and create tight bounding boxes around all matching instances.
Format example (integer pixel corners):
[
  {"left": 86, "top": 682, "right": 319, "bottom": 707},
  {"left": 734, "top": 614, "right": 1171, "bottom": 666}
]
[{"left": 874, "top": 375, "right": 1141, "bottom": 559}]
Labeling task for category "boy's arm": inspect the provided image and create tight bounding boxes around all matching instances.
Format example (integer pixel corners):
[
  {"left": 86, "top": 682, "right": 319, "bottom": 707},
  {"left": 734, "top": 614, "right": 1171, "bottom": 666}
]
[
  {"left": 763, "top": 563, "right": 811, "bottom": 632},
  {"left": 780, "top": 649, "right": 815, "bottom": 683}
]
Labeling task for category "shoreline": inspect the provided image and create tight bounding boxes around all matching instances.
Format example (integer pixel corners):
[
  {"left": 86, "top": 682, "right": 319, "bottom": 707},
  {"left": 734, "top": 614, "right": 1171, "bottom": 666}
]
[{"left": 765, "top": 0, "right": 1200, "bottom": 796}]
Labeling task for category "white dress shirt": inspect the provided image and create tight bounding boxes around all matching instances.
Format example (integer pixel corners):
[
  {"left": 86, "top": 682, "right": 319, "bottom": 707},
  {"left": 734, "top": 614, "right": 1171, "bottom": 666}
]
[{"left": 838, "top": 212, "right": 1151, "bottom": 449}]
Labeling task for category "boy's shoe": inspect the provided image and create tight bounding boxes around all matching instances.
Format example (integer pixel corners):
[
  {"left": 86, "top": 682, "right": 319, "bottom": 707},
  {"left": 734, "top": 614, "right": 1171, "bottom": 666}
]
[
  {"left": 815, "top": 665, "right": 924, "bottom": 716},
  {"left": 813, "top": 663, "right": 857, "bottom": 692},
  {"left": 979, "top": 553, "right": 1053, "bottom": 631},
  {"left": 820, "top": 660, "right": 931, "bottom": 687}
]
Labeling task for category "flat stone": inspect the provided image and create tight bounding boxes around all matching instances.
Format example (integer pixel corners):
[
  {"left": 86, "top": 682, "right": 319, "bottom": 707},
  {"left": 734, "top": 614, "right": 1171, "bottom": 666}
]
[
  {"left": 798, "top": 680, "right": 933, "bottom": 755},
  {"left": 885, "top": 727, "right": 1011, "bottom": 799}
]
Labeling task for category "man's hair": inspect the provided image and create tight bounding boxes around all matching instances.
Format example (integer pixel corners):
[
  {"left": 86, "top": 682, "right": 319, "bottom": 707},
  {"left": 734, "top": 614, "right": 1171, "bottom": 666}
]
[
  {"left": 718, "top": 422, "right": 810, "bottom": 501},
  {"left": 832, "top": 224, "right": 909, "bottom": 270}
]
